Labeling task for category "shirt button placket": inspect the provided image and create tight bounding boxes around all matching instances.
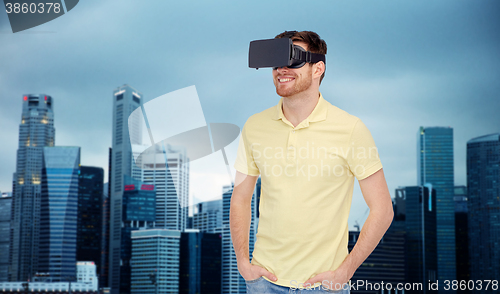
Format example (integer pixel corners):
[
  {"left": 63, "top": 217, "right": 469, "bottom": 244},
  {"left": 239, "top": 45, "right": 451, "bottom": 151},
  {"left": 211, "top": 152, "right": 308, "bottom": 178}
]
[{"left": 287, "top": 128, "right": 297, "bottom": 162}]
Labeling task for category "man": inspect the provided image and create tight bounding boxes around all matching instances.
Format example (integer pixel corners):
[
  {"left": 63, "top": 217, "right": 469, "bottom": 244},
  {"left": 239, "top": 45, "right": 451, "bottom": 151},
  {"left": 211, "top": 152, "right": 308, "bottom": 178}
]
[{"left": 230, "top": 31, "right": 393, "bottom": 293}]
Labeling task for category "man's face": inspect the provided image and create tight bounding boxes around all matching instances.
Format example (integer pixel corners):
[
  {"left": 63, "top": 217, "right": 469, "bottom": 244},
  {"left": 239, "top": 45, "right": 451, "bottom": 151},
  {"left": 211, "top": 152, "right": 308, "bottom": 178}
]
[{"left": 272, "top": 41, "right": 314, "bottom": 98}]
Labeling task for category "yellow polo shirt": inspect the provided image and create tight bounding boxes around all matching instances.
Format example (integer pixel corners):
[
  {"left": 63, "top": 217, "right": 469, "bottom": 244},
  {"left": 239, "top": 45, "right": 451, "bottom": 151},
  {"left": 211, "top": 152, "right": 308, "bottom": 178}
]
[{"left": 234, "top": 93, "right": 383, "bottom": 288}]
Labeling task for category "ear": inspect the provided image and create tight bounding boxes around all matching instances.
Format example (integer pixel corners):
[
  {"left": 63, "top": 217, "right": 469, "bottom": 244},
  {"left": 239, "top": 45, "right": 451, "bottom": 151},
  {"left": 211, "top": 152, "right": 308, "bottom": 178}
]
[{"left": 312, "top": 61, "right": 325, "bottom": 80}]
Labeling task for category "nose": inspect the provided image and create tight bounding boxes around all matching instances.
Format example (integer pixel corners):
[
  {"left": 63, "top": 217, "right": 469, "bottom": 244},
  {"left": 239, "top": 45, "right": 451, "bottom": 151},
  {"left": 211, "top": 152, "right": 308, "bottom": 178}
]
[{"left": 275, "top": 66, "right": 289, "bottom": 73}]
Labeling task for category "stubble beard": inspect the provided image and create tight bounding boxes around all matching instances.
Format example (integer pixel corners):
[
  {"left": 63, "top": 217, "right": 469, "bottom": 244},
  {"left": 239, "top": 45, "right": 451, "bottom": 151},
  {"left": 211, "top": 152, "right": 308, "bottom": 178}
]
[{"left": 275, "top": 68, "right": 313, "bottom": 98}]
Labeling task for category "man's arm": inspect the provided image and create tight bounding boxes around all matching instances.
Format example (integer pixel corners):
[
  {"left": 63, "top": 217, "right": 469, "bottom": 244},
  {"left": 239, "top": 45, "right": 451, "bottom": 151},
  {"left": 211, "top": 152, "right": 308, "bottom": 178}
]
[
  {"left": 230, "top": 171, "right": 277, "bottom": 282},
  {"left": 304, "top": 168, "right": 394, "bottom": 288},
  {"left": 338, "top": 168, "right": 394, "bottom": 278}
]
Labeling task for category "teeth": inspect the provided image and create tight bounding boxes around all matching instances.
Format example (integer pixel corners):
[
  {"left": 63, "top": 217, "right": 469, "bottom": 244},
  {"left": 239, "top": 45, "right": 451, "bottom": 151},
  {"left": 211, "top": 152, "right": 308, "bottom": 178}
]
[{"left": 279, "top": 78, "right": 293, "bottom": 82}]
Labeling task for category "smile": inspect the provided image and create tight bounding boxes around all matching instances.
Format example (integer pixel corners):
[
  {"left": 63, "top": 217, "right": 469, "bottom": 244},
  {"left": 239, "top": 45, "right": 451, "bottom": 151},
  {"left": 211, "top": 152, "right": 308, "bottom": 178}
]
[{"left": 278, "top": 77, "right": 295, "bottom": 83}]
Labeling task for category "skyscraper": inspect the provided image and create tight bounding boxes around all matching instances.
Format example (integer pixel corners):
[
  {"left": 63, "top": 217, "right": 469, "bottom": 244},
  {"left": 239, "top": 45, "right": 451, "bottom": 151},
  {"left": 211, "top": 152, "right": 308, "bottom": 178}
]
[
  {"left": 100, "top": 148, "right": 112, "bottom": 288},
  {"left": 222, "top": 184, "right": 257, "bottom": 294},
  {"left": 39, "top": 146, "right": 80, "bottom": 281},
  {"left": 397, "top": 186, "right": 437, "bottom": 293},
  {"left": 120, "top": 175, "right": 156, "bottom": 293},
  {"left": 9, "top": 94, "right": 55, "bottom": 282},
  {"left": 130, "top": 229, "right": 181, "bottom": 294},
  {"left": 77, "top": 166, "right": 104, "bottom": 277},
  {"left": 109, "top": 85, "right": 143, "bottom": 293},
  {"left": 100, "top": 183, "right": 110, "bottom": 288},
  {"left": 192, "top": 199, "right": 222, "bottom": 233},
  {"left": 454, "top": 185, "right": 469, "bottom": 284},
  {"left": 0, "top": 193, "right": 12, "bottom": 282},
  {"left": 467, "top": 133, "right": 500, "bottom": 292},
  {"left": 417, "top": 126, "right": 455, "bottom": 290},
  {"left": 179, "top": 229, "right": 222, "bottom": 294},
  {"left": 137, "top": 144, "right": 189, "bottom": 231}
]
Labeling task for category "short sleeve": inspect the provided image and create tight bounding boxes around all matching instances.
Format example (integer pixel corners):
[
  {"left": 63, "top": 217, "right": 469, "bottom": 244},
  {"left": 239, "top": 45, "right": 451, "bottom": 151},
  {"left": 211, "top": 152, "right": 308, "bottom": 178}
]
[
  {"left": 234, "top": 123, "right": 260, "bottom": 176},
  {"left": 347, "top": 119, "right": 383, "bottom": 180}
]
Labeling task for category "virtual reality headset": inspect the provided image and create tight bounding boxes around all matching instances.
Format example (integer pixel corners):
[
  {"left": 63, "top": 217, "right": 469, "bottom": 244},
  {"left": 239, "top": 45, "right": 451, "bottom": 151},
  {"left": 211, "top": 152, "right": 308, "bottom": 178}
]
[{"left": 248, "top": 37, "right": 326, "bottom": 69}]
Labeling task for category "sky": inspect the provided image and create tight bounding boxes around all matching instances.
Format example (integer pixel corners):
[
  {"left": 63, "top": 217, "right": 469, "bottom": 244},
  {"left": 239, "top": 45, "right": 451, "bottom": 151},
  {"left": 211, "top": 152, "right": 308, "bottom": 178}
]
[{"left": 0, "top": 0, "right": 499, "bottom": 229}]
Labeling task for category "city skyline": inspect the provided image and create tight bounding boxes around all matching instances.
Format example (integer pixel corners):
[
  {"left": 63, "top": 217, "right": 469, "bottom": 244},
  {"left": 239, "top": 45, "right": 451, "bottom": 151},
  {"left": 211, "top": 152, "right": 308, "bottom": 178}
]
[{"left": 1, "top": 0, "right": 499, "bottom": 230}]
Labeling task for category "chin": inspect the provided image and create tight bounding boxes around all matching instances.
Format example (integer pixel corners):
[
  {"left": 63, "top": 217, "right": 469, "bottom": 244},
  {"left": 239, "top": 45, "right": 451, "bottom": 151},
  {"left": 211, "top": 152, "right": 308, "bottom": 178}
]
[
  {"left": 275, "top": 85, "right": 294, "bottom": 97},
  {"left": 276, "top": 87, "right": 300, "bottom": 97}
]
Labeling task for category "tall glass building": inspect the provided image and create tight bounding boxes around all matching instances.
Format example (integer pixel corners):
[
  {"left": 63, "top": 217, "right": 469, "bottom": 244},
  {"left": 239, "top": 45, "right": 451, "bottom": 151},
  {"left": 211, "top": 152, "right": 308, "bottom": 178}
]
[
  {"left": 192, "top": 199, "right": 222, "bottom": 233},
  {"left": 179, "top": 229, "right": 222, "bottom": 294},
  {"left": 39, "top": 146, "right": 80, "bottom": 282},
  {"left": 130, "top": 229, "right": 181, "bottom": 294},
  {"left": 120, "top": 175, "right": 156, "bottom": 293},
  {"left": 467, "top": 133, "right": 500, "bottom": 292},
  {"left": 109, "top": 84, "right": 143, "bottom": 293},
  {"left": 397, "top": 186, "right": 437, "bottom": 293},
  {"left": 0, "top": 193, "right": 12, "bottom": 282},
  {"left": 100, "top": 148, "right": 112, "bottom": 288},
  {"left": 10, "top": 94, "right": 55, "bottom": 282},
  {"left": 454, "top": 185, "right": 469, "bottom": 283},
  {"left": 137, "top": 143, "right": 189, "bottom": 231},
  {"left": 77, "top": 166, "right": 104, "bottom": 277},
  {"left": 417, "top": 126, "right": 455, "bottom": 291}
]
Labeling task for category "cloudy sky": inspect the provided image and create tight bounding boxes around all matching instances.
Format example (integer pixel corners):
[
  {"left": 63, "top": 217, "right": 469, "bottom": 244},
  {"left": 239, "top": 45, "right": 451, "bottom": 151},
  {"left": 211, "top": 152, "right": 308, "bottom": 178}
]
[{"left": 0, "top": 0, "right": 499, "bottom": 229}]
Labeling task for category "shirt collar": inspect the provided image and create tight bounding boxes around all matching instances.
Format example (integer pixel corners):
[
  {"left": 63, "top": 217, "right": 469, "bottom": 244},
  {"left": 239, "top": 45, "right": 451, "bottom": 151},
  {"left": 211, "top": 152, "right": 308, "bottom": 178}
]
[{"left": 272, "top": 92, "right": 328, "bottom": 125}]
